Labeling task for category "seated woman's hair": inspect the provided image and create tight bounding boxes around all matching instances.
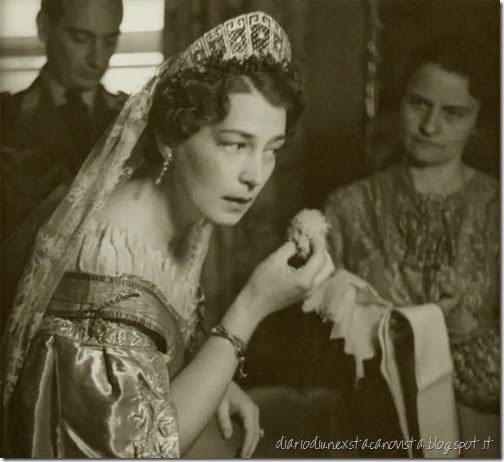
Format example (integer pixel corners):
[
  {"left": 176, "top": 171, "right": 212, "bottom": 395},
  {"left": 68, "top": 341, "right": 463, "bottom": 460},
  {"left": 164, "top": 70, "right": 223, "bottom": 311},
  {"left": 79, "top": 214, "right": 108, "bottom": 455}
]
[
  {"left": 400, "top": 35, "right": 497, "bottom": 126},
  {"left": 149, "top": 55, "right": 305, "bottom": 148}
]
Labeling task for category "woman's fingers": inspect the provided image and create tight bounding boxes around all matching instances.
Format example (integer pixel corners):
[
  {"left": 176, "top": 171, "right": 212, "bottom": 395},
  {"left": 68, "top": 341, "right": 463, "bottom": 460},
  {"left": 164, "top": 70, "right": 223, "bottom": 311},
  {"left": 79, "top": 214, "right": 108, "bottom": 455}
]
[
  {"left": 312, "top": 250, "right": 336, "bottom": 287},
  {"left": 240, "top": 403, "right": 260, "bottom": 458},
  {"left": 217, "top": 401, "right": 233, "bottom": 439},
  {"left": 296, "top": 237, "right": 328, "bottom": 283},
  {"left": 273, "top": 240, "right": 299, "bottom": 263}
]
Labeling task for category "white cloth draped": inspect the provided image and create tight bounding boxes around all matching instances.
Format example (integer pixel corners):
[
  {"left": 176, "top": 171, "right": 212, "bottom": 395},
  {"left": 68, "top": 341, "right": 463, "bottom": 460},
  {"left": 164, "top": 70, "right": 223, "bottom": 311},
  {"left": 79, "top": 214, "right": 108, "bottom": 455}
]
[
  {"left": 379, "top": 305, "right": 459, "bottom": 458},
  {"left": 303, "top": 269, "right": 461, "bottom": 458}
]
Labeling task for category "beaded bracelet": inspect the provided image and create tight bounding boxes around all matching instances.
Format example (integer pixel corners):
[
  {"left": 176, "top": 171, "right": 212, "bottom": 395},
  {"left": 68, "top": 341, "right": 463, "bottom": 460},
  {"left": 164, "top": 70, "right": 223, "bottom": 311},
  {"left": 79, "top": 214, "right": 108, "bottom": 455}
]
[{"left": 210, "top": 325, "right": 248, "bottom": 379}]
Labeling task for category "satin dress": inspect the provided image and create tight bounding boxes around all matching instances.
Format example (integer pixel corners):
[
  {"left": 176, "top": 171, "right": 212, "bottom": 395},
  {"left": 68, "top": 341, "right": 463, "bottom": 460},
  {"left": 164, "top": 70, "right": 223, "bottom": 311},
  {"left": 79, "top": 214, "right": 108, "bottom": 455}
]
[{"left": 8, "top": 220, "right": 212, "bottom": 458}]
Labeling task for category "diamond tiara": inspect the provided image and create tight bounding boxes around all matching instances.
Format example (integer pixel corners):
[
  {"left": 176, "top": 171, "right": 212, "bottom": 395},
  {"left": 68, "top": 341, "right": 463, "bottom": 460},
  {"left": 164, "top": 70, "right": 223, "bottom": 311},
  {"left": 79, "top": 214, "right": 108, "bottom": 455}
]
[{"left": 173, "top": 11, "right": 292, "bottom": 72}]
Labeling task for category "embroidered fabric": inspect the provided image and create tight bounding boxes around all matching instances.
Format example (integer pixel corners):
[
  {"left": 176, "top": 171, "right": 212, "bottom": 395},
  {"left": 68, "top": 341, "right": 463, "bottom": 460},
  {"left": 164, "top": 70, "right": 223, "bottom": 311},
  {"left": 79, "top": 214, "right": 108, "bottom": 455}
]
[
  {"left": 324, "top": 164, "right": 500, "bottom": 410},
  {"left": 39, "top": 315, "right": 156, "bottom": 349},
  {"left": 12, "top": 325, "right": 180, "bottom": 457},
  {"left": 451, "top": 323, "right": 500, "bottom": 412},
  {"left": 7, "top": 264, "right": 202, "bottom": 457}
]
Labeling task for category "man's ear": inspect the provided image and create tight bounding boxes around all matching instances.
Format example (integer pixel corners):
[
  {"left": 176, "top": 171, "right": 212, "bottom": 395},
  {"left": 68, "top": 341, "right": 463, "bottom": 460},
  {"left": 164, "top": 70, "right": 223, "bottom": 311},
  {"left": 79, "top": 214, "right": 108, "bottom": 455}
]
[{"left": 36, "top": 11, "right": 49, "bottom": 44}]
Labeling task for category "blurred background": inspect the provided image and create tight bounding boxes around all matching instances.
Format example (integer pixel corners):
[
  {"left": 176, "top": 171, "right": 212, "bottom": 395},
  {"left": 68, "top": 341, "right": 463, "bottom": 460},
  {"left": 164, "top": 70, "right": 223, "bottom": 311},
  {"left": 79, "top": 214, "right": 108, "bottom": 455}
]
[{"left": 1, "top": 0, "right": 500, "bottom": 455}]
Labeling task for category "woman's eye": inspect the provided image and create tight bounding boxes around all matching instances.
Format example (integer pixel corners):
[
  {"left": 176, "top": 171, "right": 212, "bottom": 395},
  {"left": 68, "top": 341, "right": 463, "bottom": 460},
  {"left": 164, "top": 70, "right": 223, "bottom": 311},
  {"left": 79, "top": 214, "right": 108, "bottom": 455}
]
[
  {"left": 221, "top": 142, "right": 247, "bottom": 153},
  {"left": 408, "top": 96, "right": 428, "bottom": 109},
  {"left": 444, "top": 109, "right": 465, "bottom": 120},
  {"left": 264, "top": 145, "right": 284, "bottom": 158}
]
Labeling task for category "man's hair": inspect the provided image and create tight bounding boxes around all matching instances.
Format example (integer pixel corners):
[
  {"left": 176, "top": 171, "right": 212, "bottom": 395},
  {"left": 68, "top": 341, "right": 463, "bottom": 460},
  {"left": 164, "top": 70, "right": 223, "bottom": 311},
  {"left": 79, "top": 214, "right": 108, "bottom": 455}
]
[
  {"left": 40, "top": 0, "right": 65, "bottom": 25},
  {"left": 40, "top": 0, "right": 124, "bottom": 26}
]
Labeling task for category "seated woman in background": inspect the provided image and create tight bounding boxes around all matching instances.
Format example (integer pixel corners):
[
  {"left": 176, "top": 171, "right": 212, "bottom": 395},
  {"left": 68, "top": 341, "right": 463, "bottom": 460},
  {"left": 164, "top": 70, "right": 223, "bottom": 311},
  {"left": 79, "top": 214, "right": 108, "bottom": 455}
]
[
  {"left": 0, "top": 12, "right": 331, "bottom": 458},
  {"left": 324, "top": 36, "right": 499, "bottom": 457}
]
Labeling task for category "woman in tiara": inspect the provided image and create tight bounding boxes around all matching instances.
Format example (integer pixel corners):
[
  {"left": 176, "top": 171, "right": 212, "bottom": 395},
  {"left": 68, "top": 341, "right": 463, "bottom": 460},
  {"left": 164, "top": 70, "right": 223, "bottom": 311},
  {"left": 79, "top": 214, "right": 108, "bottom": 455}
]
[{"left": 1, "top": 12, "right": 330, "bottom": 458}]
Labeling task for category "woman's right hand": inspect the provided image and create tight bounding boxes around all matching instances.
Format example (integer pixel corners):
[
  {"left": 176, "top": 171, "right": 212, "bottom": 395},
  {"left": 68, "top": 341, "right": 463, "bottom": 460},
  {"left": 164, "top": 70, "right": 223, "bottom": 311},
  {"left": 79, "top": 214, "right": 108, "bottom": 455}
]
[{"left": 242, "top": 237, "right": 329, "bottom": 322}]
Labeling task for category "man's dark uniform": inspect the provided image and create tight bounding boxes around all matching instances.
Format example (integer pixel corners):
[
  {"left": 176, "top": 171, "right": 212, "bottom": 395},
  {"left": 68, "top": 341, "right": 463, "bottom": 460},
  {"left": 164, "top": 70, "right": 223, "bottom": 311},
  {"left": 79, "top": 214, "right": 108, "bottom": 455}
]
[
  {"left": 1, "top": 70, "right": 128, "bottom": 240},
  {"left": 0, "top": 69, "right": 127, "bottom": 330}
]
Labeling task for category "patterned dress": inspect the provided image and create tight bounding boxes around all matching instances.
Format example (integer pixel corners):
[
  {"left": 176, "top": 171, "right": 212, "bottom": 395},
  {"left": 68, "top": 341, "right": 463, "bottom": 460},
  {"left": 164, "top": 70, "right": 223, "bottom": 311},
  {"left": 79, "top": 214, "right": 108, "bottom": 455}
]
[
  {"left": 324, "top": 164, "right": 499, "bottom": 455},
  {"left": 7, "top": 219, "right": 212, "bottom": 458}
]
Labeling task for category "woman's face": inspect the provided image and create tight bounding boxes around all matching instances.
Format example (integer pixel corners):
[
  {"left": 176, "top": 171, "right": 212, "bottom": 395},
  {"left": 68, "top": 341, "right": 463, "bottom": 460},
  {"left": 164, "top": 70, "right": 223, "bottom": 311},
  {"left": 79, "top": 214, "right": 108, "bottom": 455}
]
[
  {"left": 400, "top": 63, "right": 480, "bottom": 166},
  {"left": 172, "top": 86, "right": 287, "bottom": 226}
]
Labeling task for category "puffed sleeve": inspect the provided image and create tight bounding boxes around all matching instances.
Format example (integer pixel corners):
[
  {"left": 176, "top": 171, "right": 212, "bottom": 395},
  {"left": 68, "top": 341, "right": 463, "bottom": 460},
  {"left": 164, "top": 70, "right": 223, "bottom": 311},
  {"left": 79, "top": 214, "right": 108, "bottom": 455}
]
[{"left": 7, "top": 274, "right": 186, "bottom": 458}]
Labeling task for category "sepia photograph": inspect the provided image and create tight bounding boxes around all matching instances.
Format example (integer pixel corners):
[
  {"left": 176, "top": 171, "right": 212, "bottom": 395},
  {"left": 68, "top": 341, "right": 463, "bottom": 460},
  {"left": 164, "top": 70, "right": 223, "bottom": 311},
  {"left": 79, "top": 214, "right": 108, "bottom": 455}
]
[{"left": 0, "top": 0, "right": 500, "bottom": 458}]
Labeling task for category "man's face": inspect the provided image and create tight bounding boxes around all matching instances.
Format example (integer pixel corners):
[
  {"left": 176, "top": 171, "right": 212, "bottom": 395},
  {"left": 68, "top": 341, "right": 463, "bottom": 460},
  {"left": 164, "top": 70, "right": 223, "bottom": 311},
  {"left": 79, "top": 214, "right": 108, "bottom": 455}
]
[{"left": 39, "top": 0, "right": 123, "bottom": 90}]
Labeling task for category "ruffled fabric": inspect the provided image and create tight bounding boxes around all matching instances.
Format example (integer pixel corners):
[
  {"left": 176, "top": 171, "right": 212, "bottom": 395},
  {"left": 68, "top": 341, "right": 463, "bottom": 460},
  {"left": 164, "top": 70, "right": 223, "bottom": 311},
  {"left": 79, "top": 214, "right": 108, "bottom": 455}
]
[{"left": 67, "top": 219, "right": 212, "bottom": 345}]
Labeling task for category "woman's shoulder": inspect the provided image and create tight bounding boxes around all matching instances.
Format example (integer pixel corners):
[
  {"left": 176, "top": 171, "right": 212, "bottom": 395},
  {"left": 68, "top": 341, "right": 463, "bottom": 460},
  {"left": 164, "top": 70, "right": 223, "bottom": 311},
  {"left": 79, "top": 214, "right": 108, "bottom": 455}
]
[
  {"left": 460, "top": 167, "right": 499, "bottom": 219},
  {"left": 466, "top": 167, "right": 499, "bottom": 196},
  {"left": 324, "top": 166, "right": 398, "bottom": 215}
]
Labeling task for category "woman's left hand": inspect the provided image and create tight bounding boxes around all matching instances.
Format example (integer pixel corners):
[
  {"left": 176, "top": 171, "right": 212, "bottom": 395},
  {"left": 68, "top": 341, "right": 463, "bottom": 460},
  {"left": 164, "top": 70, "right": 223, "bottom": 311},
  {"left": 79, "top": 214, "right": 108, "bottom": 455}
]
[{"left": 217, "top": 381, "right": 262, "bottom": 458}]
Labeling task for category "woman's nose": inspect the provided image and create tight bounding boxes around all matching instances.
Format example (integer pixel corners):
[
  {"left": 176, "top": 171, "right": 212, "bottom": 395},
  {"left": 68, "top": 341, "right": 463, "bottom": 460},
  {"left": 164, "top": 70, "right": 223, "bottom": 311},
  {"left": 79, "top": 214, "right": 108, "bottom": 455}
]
[
  {"left": 239, "top": 152, "right": 263, "bottom": 190},
  {"left": 420, "top": 108, "right": 441, "bottom": 136}
]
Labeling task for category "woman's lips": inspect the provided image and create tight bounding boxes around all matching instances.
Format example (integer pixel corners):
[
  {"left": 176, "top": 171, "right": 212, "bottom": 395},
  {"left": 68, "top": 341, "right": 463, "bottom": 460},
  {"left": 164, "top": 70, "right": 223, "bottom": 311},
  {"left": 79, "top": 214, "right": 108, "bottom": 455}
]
[
  {"left": 223, "top": 196, "right": 253, "bottom": 205},
  {"left": 412, "top": 137, "right": 444, "bottom": 148}
]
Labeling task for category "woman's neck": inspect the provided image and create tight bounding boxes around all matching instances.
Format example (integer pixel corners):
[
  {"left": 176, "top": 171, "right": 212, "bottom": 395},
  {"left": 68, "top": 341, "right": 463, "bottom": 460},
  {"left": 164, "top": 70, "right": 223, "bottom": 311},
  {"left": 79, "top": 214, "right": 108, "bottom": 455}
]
[
  {"left": 406, "top": 158, "right": 472, "bottom": 196},
  {"left": 156, "top": 168, "right": 202, "bottom": 244}
]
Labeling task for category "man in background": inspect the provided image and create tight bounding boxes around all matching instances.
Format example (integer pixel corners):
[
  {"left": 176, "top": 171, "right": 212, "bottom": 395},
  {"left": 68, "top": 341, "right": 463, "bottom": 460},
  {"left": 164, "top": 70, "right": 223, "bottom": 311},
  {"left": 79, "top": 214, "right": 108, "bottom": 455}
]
[
  {"left": 0, "top": 0, "right": 126, "bottom": 335},
  {"left": 1, "top": 0, "right": 126, "bottom": 241}
]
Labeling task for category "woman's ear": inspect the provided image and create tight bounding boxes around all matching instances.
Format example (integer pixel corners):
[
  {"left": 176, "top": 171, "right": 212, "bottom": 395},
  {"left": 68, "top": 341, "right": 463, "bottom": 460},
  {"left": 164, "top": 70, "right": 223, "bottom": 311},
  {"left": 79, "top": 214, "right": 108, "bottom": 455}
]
[{"left": 36, "top": 11, "right": 49, "bottom": 45}]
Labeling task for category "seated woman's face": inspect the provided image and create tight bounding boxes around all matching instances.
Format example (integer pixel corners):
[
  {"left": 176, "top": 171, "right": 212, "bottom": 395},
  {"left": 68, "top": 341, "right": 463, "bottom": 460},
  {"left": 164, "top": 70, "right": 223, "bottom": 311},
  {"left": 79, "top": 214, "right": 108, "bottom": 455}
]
[
  {"left": 171, "top": 86, "right": 287, "bottom": 226},
  {"left": 399, "top": 62, "right": 480, "bottom": 166}
]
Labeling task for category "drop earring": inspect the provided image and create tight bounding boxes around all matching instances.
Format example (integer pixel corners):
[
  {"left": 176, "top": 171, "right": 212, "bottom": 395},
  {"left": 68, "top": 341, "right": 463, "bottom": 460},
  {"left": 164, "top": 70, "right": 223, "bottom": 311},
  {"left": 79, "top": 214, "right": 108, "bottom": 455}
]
[{"left": 155, "top": 148, "right": 173, "bottom": 185}]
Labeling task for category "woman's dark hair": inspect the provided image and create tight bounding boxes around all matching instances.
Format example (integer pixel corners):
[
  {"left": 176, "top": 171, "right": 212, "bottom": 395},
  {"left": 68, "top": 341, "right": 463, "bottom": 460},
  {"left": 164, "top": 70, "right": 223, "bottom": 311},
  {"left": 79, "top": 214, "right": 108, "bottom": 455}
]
[
  {"left": 400, "top": 35, "right": 497, "bottom": 125},
  {"left": 149, "top": 55, "right": 304, "bottom": 149}
]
